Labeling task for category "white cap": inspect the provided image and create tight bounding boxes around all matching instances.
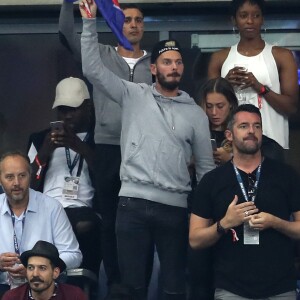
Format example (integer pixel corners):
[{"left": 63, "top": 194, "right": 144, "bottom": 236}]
[{"left": 52, "top": 77, "right": 90, "bottom": 109}]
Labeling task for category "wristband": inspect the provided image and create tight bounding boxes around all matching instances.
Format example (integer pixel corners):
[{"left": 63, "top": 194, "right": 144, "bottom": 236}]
[
  {"left": 216, "top": 220, "right": 227, "bottom": 235},
  {"left": 35, "top": 155, "right": 46, "bottom": 180},
  {"left": 83, "top": 2, "right": 93, "bottom": 18},
  {"left": 258, "top": 85, "right": 270, "bottom": 96}
]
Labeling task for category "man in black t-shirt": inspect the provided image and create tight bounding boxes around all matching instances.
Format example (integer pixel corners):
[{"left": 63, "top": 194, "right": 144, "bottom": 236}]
[{"left": 189, "top": 104, "right": 300, "bottom": 299}]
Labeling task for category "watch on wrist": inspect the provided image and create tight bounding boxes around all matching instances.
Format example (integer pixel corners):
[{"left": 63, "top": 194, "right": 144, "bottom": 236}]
[
  {"left": 216, "top": 220, "right": 227, "bottom": 235},
  {"left": 259, "top": 85, "right": 270, "bottom": 96}
]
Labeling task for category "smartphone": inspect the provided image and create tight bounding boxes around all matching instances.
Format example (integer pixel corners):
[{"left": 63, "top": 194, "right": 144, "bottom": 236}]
[
  {"left": 211, "top": 138, "right": 217, "bottom": 151},
  {"left": 50, "top": 121, "right": 64, "bottom": 132}
]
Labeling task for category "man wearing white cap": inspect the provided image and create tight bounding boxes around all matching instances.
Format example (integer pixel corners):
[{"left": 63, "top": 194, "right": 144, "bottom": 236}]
[{"left": 27, "top": 77, "right": 101, "bottom": 277}]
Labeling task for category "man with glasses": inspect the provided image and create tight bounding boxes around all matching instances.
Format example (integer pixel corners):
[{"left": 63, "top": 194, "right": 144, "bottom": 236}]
[{"left": 190, "top": 104, "right": 300, "bottom": 299}]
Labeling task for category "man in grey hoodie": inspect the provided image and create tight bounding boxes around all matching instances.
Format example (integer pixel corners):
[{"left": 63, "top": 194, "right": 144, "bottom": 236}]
[
  {"left": 79, "top": 1, "right": 215, "bottom": 299},
  {"left": 59, "top": 0, "right": 152, "bottom": 286}
]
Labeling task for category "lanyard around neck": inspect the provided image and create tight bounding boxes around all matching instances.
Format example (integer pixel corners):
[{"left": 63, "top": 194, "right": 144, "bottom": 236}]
[
  {"left": 232, "top": 162, "right": 262, "bottom": 203},
  {"left": 65, "top": 133, "right": 89, "bottom": 176},
  {"left": 10, "top": 209, "right": 26, "bottom": 255}
]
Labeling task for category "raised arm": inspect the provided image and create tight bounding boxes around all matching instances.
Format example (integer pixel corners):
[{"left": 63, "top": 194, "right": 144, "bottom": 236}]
[
  {"left": 80, "top": 0, "right": 128, "bottom": 106},
  {"left": 59, "top": 0, "right": 82, "bottom": 62}
]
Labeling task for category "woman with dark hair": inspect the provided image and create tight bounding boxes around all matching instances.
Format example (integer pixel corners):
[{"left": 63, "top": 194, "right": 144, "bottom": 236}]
[
  {"left": 187, "top": 78, "right": 237, "bottom": 300},
  {"left": 208, "top": 0, "right": 298, "bottom": 161},
  {"left": 198, "top": 77, "right": 238, "bottom": 165}
]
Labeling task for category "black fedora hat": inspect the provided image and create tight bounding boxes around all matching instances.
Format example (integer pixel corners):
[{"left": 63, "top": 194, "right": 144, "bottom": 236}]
[{"left": 20, "top": 240, "right": 66, "bottom": 272}]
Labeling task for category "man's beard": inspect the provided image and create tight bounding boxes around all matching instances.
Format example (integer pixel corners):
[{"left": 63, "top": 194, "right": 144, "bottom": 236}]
[
  {"left": 235, "top": 135, "right": 261, "bottom": 155},
  {"left": 30, "top": 277, "right": 52, "bottom": 293},
  {"left": 10, "top": 192, "right": 25, "bottom": 202},
  {"left": 1, "top": 185, "right": 27, "bottom": 204},
  {"left": 157, "top": 71, "right": 181, "bottom": 91}
]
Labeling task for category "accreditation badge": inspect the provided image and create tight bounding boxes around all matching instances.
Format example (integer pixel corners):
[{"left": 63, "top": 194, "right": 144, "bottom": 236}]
[
  {"left": 243, "top": 222, "right": 259, "bottom": 245},
  {"left": 62, "top": 176, "right": 80, "bottom": 200}
]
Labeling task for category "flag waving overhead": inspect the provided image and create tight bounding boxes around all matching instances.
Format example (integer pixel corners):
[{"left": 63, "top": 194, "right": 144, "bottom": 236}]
[
  {"left": 96, "top": 0, "right": 133, "bottom": 50},
  {"left": 66, "top": 0, "right": 133, "bottom": 51}
]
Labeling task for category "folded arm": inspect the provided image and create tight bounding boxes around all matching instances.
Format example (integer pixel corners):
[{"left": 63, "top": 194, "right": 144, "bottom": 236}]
[
  {"left": 190, "top": 195, "right": 258, "bottom": 249},
  {"left": 249, "top": 211, "right": 300, "bottom": 240}
]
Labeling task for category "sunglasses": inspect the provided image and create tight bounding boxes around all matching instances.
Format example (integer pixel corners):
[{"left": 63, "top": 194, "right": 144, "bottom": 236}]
[{"left": 247, "top": 173, "right": 257, "bottom": 200}]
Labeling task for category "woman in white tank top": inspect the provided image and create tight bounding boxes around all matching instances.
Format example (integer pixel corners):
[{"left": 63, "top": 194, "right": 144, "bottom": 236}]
[{"left": 207, "top": 0, "right": 298, "bottom": 159}]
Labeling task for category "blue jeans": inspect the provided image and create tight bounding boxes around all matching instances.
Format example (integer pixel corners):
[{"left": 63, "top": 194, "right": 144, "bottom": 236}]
[{"left": 116, "top": 197, "right": 188, "bottom": 300}]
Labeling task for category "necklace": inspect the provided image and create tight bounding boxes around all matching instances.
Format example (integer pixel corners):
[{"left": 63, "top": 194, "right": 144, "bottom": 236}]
[{"left": 238, "top": 42, "right": 265, "bottom": 57}]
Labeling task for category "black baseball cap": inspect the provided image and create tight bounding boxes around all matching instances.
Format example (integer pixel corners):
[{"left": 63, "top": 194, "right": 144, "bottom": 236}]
[{"left": 151, "top": 39, "right": 182, "bottom": 63}]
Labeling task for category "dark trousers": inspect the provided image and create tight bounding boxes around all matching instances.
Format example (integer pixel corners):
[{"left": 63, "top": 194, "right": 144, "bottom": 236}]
[
  {"left": 65, "top": 206, "right": 102, "bottom": 275},
  {"left": 187, "top": 246, "right": 214, "bottom": 300},
  {"left": 116, "top": 197, "right": 188, "bottom": 300},
  {"left": 94, "top": 144, "right": 122, "bottom": 285}
]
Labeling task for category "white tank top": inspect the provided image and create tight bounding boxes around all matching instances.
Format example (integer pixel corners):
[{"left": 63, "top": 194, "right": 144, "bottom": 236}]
[{"left": 221, "top": 43, "right": 289, "bottom": 149}]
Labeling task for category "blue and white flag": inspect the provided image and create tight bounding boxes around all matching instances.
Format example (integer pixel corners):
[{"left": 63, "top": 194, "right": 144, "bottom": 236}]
[{"left": 66, "top": 0, "right": 133, "bottom": 51}]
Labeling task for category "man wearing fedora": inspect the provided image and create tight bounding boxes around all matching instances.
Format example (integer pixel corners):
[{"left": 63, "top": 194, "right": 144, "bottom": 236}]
[
  {"left": 0, "top": 151, "right": 82, "bottom": 296},
  {"left": 2, "top": 240, "right": 87, "bottom": 300},
  {"left": 27, "top": 77, "right": 101, "bottom": 276}
]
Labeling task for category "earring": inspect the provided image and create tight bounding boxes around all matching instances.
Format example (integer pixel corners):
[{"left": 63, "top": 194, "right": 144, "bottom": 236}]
[{"left": 261, "top": 27, "right": 267, "bottom": 39}]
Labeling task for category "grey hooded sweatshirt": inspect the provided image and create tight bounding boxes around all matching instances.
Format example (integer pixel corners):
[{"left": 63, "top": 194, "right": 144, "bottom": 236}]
[
  {"left": 59, "top": 1, "right": 152, "bottom": 145},
  {"left": 82, "top": 19, "right": 215, "bottom": 208}
]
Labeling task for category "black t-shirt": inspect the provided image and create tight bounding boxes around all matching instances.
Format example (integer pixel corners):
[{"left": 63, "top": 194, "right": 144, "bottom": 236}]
[{"left": 192, "top": 158, "right": 300, "bottom": 298}]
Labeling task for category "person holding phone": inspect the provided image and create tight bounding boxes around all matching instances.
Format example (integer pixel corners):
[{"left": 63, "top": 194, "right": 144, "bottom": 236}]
[
  {"left": 207, "top": 0, "right": 298, "bottom": 161},
  {"left": 198, "top": 77, "right": 238, "bottom": 166},
  {"left": 27, "top": 77, "right": 102, "bottom": 285},
  {"left": 187, "top": 77, "right": 238, "bottom": 300}
]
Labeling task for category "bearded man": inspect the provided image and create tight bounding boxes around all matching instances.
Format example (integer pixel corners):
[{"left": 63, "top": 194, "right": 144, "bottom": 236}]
[
  {"left": 190, "top": 104, "right": 300, "bottom": 300},
  {"left": 78, "top": 1, "right": 215, "bottom": 298}
]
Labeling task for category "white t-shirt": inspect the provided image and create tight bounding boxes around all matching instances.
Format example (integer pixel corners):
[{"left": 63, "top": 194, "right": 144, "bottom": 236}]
[
  {"left": 28, "top": 132, "right": 94, "bottom": 208},
  {"left": 116, "top": 47, "right": 147, "bottom": 70}
]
